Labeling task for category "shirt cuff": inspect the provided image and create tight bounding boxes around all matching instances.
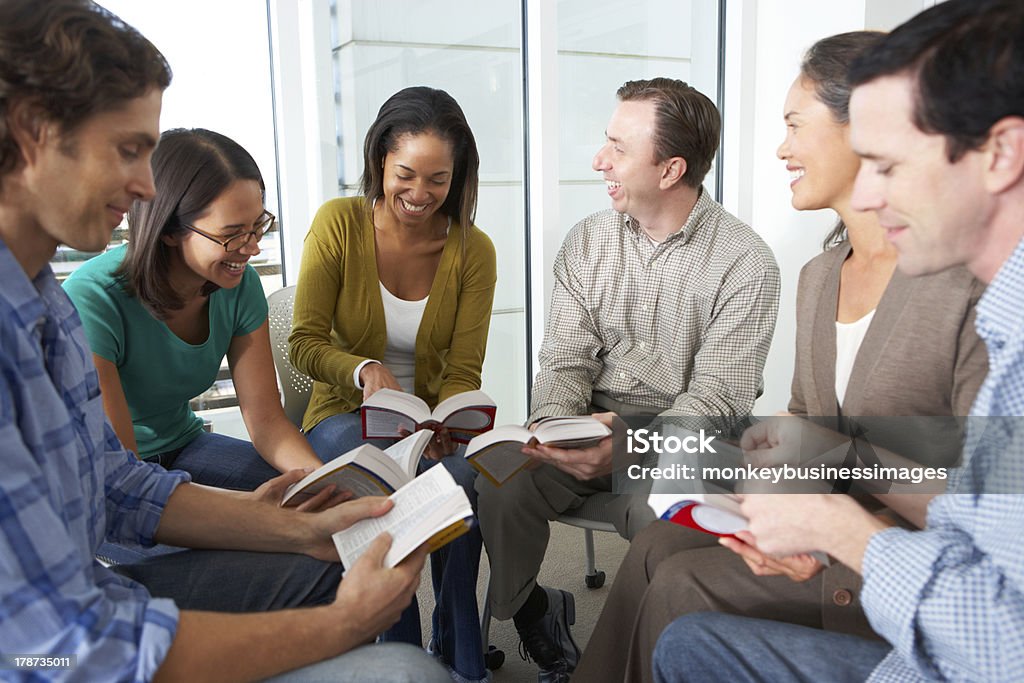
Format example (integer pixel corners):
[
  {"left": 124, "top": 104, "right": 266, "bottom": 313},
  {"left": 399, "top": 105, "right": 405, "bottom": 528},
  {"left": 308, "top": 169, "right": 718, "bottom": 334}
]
[
  {"left": 860, "top": 525, "right": 945, "bottom": 653},
  {"left": 136, "top": 597, "right": 182, "bottom": 682},
  {"left": 353, "top": 359, "right": 381, "bottom": 390}
]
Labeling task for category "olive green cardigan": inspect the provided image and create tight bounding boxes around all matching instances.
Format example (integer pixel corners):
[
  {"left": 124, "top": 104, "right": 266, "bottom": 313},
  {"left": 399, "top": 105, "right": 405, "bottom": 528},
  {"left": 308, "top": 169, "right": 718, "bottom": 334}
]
[{"left": 289, "top": 197, "right": 497, "bottom": 433}]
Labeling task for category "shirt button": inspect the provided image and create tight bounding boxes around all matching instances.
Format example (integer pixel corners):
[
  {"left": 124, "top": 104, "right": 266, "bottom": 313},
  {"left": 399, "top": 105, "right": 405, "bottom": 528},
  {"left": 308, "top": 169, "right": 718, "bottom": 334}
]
[
  {"left": 832, "top": 589, "right": 853, "bottom": 607},
  {"left": 641, "top": 304, "right": 649, "bottom": 312},
  {"left": 638, "top": 341, "right": 646, "bottom": 349},
  {"left": 618, "top": 372, "right": 626, "bottom": 380}
]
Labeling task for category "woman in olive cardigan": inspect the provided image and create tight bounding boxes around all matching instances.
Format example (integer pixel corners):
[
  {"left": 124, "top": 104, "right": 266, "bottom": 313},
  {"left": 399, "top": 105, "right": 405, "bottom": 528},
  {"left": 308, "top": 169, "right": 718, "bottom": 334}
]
[{"left": 290, "top": 87, "right": 496, "bottom": 683}]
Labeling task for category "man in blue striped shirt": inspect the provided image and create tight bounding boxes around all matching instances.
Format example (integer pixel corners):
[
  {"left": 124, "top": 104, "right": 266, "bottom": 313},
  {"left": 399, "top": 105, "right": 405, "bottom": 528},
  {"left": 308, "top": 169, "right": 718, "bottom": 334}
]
[
  {"left": 652, "top": 1, "right": 1024, "bottom": 681},
  {"left": 0, "top": 2, "right": 445, "bottom": 682}
]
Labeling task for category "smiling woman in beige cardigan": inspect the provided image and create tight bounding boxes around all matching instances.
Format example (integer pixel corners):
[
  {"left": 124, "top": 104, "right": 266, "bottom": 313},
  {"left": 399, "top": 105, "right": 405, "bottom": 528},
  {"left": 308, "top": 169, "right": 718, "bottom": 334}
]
[{"left": 289, "top": 87, "right": 496, "bottom": 683}]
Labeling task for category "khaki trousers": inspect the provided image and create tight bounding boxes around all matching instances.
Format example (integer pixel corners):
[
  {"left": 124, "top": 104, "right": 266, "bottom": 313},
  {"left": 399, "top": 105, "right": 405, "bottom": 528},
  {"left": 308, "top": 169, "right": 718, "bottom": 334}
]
[{"left": 572, "top": 521, "right": 877, "bottom": 683}]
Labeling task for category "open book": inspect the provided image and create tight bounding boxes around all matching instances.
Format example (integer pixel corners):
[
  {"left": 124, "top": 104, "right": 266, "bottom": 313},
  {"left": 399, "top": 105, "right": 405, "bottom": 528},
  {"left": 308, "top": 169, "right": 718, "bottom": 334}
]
[
  {"left": 331, "top": 462, "right": 474, "bottom": 569},
  {"left": 361, "top": 388, "right": 496, "bottom": 443},
  {"left": 465, "top": 415, "right": 612, "bottom": 486},
  {"left": 281, "top": 430, "right": 433, "bottom": 505}
]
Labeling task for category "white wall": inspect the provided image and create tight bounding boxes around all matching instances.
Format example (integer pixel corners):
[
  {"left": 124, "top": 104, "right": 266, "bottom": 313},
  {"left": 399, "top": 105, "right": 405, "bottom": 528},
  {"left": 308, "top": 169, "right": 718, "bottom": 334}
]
[{"left": 724, "top": 0, "right": 933, "bottom": 414}]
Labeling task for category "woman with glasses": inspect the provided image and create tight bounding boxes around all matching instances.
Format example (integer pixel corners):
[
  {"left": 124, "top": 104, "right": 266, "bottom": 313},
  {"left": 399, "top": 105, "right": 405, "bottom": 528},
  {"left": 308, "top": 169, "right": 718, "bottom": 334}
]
[
  {"left": 64, "top": 128, "right": 324, "bottom": 505},
  {"left": 290, "top": 87, "right": 496, "bottom": 683}
]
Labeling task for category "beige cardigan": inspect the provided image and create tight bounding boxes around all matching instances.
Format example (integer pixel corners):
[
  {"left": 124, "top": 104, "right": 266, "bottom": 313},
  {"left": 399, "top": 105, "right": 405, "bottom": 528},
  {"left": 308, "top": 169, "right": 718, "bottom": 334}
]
[{"left": 289, "top": 197, "right": 497, "bottom": 432}]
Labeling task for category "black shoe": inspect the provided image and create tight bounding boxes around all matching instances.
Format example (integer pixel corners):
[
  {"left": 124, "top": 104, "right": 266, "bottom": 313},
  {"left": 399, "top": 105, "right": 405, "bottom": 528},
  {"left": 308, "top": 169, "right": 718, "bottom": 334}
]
[{"left": 516, "top": 587, "right": 580, "bottom": 683}]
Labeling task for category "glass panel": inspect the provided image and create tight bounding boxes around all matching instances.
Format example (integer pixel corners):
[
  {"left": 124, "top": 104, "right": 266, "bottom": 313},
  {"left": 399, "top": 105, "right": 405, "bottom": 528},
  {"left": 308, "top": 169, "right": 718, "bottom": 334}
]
[
  {"left": 547, "top": 0, "right": 721, "bottom": 298},
  {"left": 331, "top": 1, "right": 527, "bottom": 417},
  {"left": 557, "top": 0, "right": 694, "bottom": 56},
  {"left": 482, "top": 311, "right": 528, "bottom": 426},
  {"left": 76, "top": 1, "right": 283, "bottom": 293}
]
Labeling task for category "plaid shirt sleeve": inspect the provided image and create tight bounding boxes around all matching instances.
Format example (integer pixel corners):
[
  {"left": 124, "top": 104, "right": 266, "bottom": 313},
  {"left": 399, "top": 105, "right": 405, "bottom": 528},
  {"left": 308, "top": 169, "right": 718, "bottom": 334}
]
[
  {"left": 530, "top": 237, "right": 604, "bottom": 420},
  {"left": 861, "top": 493, "right": 1024, "bottom": 681},
  {"left": 663, "top": 246, "right": 779, "bottom": 418},
  {"left": 101, "top": 422, "right": 190, "bottom": 548},
  {"left": 0, "top": 381, "right": 185, "bottom": 683}
]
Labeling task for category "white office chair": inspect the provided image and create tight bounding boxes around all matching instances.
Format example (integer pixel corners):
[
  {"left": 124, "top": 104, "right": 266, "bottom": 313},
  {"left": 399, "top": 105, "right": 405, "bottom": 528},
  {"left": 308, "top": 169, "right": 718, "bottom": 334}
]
[{"left": 267, "top": 285, "right": 313, "bottom": 426}]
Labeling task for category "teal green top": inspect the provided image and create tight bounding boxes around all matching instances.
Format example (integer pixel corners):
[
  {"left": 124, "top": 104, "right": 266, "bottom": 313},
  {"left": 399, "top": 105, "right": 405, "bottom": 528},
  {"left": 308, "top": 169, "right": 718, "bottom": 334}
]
[{"left": 63, "top": 245, "right": 268, "bottom": 457}]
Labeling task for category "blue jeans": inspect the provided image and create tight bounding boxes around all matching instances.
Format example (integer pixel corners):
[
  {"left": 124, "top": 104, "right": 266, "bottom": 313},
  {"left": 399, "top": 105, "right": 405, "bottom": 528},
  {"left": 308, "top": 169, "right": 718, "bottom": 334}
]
[
  {"left": 653, "top": 612, "right": 891, "bottom": 683},
  {"left": 98, "top": 432, "right": 282, "bottom": 565},
  {"left": 266, "top": 643, "right": 449, "bottom": 682},
  {"left": 307, "top": 411, "right": 487, "bottom": 680},
  {"left": 113, "top": 550, "right": 447, "bottom": 682}
]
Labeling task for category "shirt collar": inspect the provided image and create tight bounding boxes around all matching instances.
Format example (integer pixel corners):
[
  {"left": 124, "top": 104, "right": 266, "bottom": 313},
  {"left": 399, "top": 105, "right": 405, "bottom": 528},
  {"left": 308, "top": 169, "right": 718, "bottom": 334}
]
[
  {"left": 975, "top": 235, "right": 1024, "bottom": 351},
  {"left": 0, "top": 235, "right": 57, "bottom": 331},
  {"left": 623, "top": 186, "right": 712, "bottom": 245}
]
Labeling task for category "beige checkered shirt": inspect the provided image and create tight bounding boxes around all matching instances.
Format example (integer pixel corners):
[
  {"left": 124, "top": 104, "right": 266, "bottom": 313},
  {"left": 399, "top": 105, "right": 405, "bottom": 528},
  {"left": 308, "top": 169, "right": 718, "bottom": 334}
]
[{"left": 530, "top": 189, "right": 780, "bottom": 422}]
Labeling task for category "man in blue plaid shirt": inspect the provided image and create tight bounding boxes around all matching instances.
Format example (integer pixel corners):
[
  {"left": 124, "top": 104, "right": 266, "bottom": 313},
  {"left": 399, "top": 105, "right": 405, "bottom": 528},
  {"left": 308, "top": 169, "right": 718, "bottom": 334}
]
[
  {"left": 0, "top": 2, "right": 447, "bottom": 682},
  {"left": 652, "top": 1, "right": 1024, "bottom": 681}
]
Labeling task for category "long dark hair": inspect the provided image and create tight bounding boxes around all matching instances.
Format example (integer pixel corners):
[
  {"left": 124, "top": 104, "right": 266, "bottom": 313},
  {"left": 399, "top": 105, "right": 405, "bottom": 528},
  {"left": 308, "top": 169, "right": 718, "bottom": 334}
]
[
  {"left": 361, "top": 86, "right": 479, "bottom": 236},
  {"left": 800, "top": 31, "right": 885, "bottom": 250},
  {"left": 116, "top": 128, "right": 265, "bottom": 318}
]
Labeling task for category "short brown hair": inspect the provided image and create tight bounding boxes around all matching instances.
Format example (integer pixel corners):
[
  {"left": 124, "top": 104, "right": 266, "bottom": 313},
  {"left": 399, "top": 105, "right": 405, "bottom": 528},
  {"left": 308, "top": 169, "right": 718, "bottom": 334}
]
[
  {"left": 0, "top": 0, "right": 171, "bottom": 181},
  {"left": 616, "top": 78, "right": 720, "bottom": 189}
]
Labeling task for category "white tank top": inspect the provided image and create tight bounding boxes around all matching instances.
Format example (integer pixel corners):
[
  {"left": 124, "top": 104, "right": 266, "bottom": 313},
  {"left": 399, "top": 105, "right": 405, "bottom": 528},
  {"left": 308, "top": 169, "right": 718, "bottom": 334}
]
[
  {"left": 835, "top": 309, "right": 876, "bottom": 408},
  {"left": 379, "top": 282, "right": 428, "bottom": 393}
]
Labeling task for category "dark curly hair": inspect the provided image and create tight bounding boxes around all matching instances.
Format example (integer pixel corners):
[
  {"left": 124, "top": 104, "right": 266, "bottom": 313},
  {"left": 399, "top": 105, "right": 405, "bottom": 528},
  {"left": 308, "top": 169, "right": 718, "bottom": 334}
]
[{"left": 0, "top": 0, "right": 171, "bottom": 182}]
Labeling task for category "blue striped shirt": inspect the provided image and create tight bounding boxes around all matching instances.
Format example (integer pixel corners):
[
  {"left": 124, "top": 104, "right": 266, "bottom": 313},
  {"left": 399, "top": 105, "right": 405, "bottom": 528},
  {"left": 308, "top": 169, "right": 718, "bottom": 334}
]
[
  {"left": 0, "top": 239, "right": 190, "bottom": 682},
  {"left": 862, "top": 236, "right": 1024, "bottom": 681}
]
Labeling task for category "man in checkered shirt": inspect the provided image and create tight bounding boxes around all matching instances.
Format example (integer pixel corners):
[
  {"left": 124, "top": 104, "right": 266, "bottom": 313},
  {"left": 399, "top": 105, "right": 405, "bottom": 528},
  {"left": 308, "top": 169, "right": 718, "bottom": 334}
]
[
  {"left": 476, "top": 78, "right": 781, "bottom": 682},
  {"left": 652, "top": 1, "right": 1024, "bottom": 681}
]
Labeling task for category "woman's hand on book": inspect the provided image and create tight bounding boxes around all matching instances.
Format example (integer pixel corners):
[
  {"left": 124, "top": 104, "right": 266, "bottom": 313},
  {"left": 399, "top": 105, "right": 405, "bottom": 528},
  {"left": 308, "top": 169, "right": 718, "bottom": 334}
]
[
  {"left": 423, "top": 427, "right": 454, "bottom": 460},
  {"left": 720, "top": 531, "right": 824, "bottom": 582},
  {"left": 360, "top": 363, "right": 403, "bottom": 401}
]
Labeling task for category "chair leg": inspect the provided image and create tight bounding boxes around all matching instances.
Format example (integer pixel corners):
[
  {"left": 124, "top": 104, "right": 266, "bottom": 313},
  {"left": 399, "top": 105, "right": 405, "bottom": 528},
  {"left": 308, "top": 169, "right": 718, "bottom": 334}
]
[
  {"left": 480, "top": 578, "right": 492, "bottom": 647},
  {"left": 481, "top": 576, "right": 505, "bottom": 670},
  {"left": 583, "top": 528, "right": 606, "bottom": 588}
]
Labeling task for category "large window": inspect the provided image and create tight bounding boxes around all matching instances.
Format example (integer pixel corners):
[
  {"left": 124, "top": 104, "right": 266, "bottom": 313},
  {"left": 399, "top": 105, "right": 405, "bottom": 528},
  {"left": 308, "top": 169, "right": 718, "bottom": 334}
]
[
  {"left": 72, "top": 0, "right": 284, "bottom": 413},
  {"left": 324, "top": 1, "right": 722, "bottom": 423},
  {"left": 329, "top": 0, "right": 528, "bottom": 423},
  {"left": 77, "top": 0, "right": 284, "bottom": 298},
  {"left": 66, "top": 1, "right": 723, "bottom": 424}
]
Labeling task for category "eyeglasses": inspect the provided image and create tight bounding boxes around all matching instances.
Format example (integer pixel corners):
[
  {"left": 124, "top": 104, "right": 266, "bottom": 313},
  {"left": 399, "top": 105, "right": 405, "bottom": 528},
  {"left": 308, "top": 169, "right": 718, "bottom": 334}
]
[{"left": 182, "top": 210, "right": 275, "bottom": 252}]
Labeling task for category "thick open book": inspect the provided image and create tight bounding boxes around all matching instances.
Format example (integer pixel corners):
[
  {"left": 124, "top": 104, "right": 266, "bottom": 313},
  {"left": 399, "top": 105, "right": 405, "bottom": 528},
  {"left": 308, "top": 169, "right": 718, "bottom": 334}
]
[
  {"left": 331, "top": 462, "right": 474, "bottom": 568},
  {"left": 361, "top": 388, "right": 496, "bottom": 443},
  {"left": 465, "top": 415, "right": 612, "bottom": 486},
  {"left": 281, "top": 430, "right": 433, "bottom": 505}
]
